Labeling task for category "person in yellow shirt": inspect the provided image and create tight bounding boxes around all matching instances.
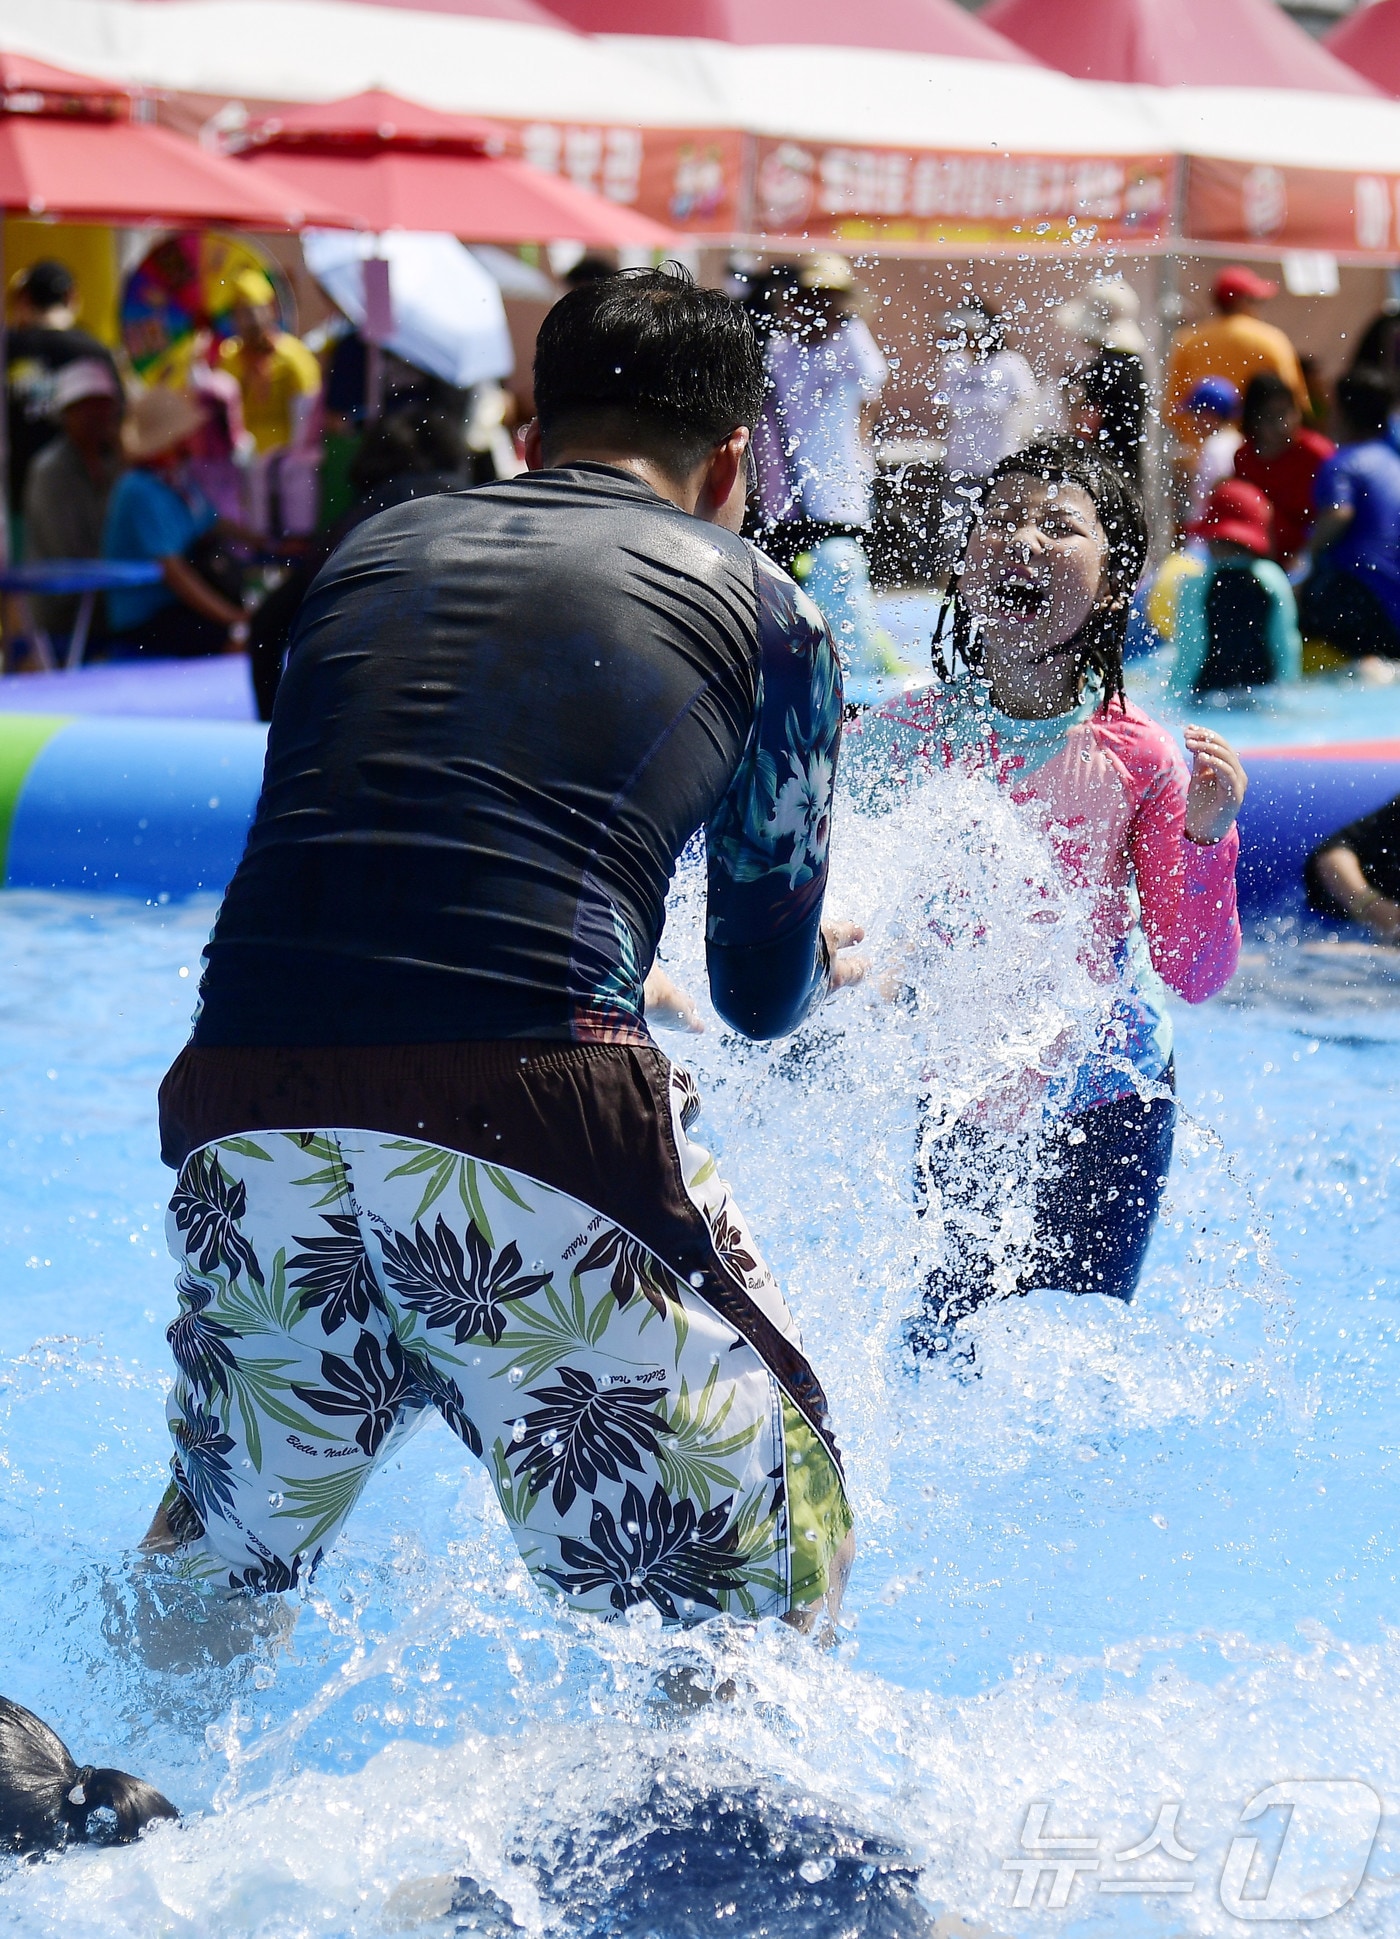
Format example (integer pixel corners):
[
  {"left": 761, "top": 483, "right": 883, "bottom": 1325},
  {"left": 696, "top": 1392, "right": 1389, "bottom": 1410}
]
[
  {"left": 218, "top": 269, "right": 321, "bottom": 455},
  {"left": 1165, "top": 265, "right": 1307, "bottom": 457}
]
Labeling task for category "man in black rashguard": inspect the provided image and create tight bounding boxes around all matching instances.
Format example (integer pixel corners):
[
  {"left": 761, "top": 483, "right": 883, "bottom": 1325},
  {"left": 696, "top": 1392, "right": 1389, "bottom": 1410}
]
[{"left": 147, "top": 268, "right": 863, "bottom": 1628}]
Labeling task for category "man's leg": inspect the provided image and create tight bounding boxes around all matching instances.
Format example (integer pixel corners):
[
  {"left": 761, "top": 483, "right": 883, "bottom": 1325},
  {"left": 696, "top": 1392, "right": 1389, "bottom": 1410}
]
[
  {"left": 339, "top": 1103, "right": 853, "bottom": 1630},
  {"left": 148, "top": 1047, "right": 853, "bottom": 1628},
  {"left": 150, "top": 1131, "right": 430, "bottom": 1589}
]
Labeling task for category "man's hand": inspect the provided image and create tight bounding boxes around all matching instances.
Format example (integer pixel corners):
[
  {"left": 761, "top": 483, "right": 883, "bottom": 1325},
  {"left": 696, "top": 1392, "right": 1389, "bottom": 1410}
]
[
  {"left": 823, "top": 917, "right": 868, "bottom": 991},
  {"left": 1183, "top": 726, "right": 1247, "bottom": 845},
  {"left": 642, "top": 963, "right": 705, "bottom": 1033}
]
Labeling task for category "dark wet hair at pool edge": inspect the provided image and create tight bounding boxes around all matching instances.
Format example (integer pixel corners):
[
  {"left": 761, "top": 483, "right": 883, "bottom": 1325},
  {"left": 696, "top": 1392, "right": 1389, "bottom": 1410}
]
[
  {"left": 933, "top": 435, "right": 1148, "bottom": 714},
  {"left": 0, "top": 1697, "right": 177, "bottom": 1854}
]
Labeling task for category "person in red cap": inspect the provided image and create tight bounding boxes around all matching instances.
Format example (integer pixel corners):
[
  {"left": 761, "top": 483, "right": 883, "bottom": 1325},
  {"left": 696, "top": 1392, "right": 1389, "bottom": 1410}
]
[
  {"left": 1168, "top": 477, "right": 1301, "bottom": 694},
  {"left": 1165, "top": 266, "right": 1308, "bottom": 470}
]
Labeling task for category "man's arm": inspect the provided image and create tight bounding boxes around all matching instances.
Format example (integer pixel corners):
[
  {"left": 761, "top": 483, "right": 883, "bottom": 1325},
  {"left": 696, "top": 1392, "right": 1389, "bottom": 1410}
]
[{"left": 704, "top": 554, "right": 845, "bottom": 1039}]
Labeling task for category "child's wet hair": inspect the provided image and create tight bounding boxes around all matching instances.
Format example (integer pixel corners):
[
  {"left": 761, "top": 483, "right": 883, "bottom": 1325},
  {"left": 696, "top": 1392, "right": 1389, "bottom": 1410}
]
[{"left": 934, "top": 436, "right": 1149, "bottom": 713}]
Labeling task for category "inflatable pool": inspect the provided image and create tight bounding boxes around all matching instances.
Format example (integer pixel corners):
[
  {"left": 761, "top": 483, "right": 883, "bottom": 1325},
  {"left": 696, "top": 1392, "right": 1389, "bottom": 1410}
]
[
  {"left": 0, "top": 713, "right": 266, "bottom": 900},
  {"left": 1237, "top": 738, "right": 1400, "bottom": 919},
  {"left": 2, "top": 702, "right": 1399, "bottom": 924}
]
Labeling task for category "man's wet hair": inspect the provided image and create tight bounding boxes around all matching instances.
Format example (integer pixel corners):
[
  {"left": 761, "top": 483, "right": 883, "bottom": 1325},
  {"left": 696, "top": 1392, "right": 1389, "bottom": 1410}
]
[
  {"left": 0, "top": 1696, "right": 177, "bottom": 1853},
  {"left": 1337, "top": 368, "right": 1393, "bottom": 442},
  {"left": 533, "top": 264, "right": 764, "bottom": 477},
  {"left": 934, "top": 437, "right": 1148, "bottom": 714}
]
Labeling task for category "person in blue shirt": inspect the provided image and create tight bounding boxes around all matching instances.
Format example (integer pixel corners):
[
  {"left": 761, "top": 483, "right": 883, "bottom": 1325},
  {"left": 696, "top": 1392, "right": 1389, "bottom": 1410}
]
[
  {"left": 103, "top": 386, "right": 253, "bottom": 657},
  {"left": 1298, "top": 369, "right": 1400, "bottom": 670}
]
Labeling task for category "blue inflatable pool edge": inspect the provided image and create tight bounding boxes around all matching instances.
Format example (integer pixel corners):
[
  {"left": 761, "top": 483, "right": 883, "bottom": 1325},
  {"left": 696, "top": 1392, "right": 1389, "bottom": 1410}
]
[
  {"left": 0, "top": 710, "right": 1397, "bottom": 921},
  {"left": 1236, "top": 744, "right": 1400, "bottom": 920},
  {"left": 0, "top": 712, "right": 268, "bottom": 900}
]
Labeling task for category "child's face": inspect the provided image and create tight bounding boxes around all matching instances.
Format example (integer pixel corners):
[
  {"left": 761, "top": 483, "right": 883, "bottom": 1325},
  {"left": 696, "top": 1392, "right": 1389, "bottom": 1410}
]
[{"left": 961, "top": 475, "right": 1109, "bottom": 689}]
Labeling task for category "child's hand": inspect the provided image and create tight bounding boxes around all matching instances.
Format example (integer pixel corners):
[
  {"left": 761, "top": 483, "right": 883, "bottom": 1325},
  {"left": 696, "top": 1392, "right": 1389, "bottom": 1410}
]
[
  {"left": 1183, "top": 726, "right": 1248, "bottom": 844},
  {"left": 823, "top": 917, "right": 868, "bottom": 991},
  {"left": 642, "top": 964, "right": 705, "bottom": 1034}
]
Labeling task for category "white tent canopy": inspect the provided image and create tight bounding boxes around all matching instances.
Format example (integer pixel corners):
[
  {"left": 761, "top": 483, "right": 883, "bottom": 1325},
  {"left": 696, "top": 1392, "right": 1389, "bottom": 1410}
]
[
  {"left": 10, "top": 0, "right": 1400, "bottom": 253},
  {"left": 0, "top": 0, "right": 715, "bottom": 125},
  {"left": 589, "top": 39, "right": 1161, "bottom": 156},
  {"left": 1118, "top": 81, "right": 1400, "bottom": 173}
]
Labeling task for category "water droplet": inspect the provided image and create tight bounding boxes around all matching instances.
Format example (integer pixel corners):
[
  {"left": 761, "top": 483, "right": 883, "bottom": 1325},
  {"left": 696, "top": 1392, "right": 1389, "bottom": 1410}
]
[
  {"left": 511, "top": 1418, "right": 525, "bottom": 1443},
  {"left": 542, "top": 1428, "right": 557, "bottom": 1446},
  {"left": 689, "top": 1271, "right": 704, "bottom": 1288},
  {"left": 507, "top": 1366, "right": 524, "bottom": 1385},
  {"left": 268, "top": 1491, "right": 284, "bottom": 1509}
]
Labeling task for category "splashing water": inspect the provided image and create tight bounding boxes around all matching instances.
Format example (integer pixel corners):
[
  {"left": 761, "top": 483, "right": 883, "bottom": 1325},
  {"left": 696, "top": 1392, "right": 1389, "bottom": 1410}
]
[{"left": 1, "top": 761, "right": 1399, "bottom": 1936}]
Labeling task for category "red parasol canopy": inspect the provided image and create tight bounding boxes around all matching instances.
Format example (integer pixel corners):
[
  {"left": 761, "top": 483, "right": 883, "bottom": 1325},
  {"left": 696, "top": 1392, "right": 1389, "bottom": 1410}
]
[
  {"left": 0, "top": 48, "right": 351, "bottom": 226},
  {"left": 981, "top": 0, "right": 1378, "bottom": 92},
  {"left": 0, "top": 116, "right": 355, "bottom": 225},
  {"left": 239, "top": 89, "right": 681, "bottom": 243},
  {"left": 542, "top": 0, "right": 1032, "bottom": 60},
  {"left": 1326, "top": 0, "right": 1400, "bottom": 98},
  {"left": 0, "top": 49, "right": 132, "bottom": 116},
  {"left": 241, "top": 88, "right": 507, "bottom": 153}
]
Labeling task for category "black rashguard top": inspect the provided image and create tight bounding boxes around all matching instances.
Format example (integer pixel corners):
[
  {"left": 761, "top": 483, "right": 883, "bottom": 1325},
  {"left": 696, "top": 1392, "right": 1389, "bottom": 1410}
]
[{"left": 193, "top": 465, "right": 843, "bottom": 1048}]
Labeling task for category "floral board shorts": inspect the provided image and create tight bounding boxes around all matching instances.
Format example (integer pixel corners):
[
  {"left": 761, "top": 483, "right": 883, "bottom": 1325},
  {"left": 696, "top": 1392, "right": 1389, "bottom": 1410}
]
[{"left": 156, "top": 1040, "right": 851, "bottom": 1624}]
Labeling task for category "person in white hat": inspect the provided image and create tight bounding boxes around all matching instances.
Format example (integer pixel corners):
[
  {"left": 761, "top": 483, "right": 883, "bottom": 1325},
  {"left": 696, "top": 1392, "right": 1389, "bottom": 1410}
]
[
  {"left": 932, "top": 294, "right": 1038, "bottom": 561},
  {"left": 753, "top": 254, "right": 911, "bottom": 697},
  {"left": 757, "top": 253, "right": 889, "bottom": 567},
  {"left": 22, "top": 356, "right": 124, "bottom": 640},
  {"left": 1058, "top": 280, "right": 1149, "bottom": 489},
  {"left": 101, "top": 385, "right": 259, "bottom": 658}
]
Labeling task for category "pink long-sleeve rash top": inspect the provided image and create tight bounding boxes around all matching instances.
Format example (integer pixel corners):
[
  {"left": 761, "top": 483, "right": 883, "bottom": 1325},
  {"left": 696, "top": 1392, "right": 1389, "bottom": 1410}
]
[{"left": 848, "top": 678, "right": 1241, "bottom": 1115}]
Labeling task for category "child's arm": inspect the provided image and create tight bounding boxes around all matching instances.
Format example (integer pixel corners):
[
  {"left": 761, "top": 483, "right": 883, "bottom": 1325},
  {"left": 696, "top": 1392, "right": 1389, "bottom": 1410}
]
[{"left": 1125, "top": 723, "right": 1246, "bottom": 1003}]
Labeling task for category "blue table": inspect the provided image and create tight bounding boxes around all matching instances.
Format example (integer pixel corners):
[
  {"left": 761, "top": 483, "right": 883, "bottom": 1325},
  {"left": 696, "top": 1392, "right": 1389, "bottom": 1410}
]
[{"left": 0, "top": 560, "right": 165, "bottom": 671}]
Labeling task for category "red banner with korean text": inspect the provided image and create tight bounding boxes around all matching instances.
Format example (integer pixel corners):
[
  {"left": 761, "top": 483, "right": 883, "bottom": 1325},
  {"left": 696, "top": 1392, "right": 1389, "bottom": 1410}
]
[
  {"left": 745, "top": 137, "right": 1176, "bottom": 248},
  {"left": 1186, "top": 156, "right": 1400, "bottom": 258},
  {"left": 506, "top": 119, "right": 748, "bottom": 235},
  {"left": 498, "top": 119, "right": 1179, "bottom": 250}
]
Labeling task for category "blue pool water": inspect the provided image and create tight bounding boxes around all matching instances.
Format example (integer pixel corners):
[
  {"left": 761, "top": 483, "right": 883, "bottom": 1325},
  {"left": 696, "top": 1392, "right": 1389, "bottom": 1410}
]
[{"left": 1, "top": 766, "right": 1399, "bottom": 1936}]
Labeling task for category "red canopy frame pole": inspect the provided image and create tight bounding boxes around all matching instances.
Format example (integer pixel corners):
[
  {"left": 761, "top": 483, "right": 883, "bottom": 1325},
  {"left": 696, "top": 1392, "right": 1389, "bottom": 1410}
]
[
  {"left": 0, "top": 215, "right": 10, "bottom": 574},
  {"left": 736, "top": 131, "right": 759, "bottom": 243},
  {"left": 1143, "top": 155, "right": 1190, "bottom": 565}
]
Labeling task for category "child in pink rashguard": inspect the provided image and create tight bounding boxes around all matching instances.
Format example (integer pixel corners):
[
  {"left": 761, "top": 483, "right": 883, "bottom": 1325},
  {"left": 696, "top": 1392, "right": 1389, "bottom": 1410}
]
[{"left": 851, "top": 439, "right": 1248, "bottom": 1350}]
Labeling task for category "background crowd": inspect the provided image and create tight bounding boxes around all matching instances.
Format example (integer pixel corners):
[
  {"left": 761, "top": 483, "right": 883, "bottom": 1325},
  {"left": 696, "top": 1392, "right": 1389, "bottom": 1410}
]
[{"left": 10, "top": 245, "right": 1400, "bottom": 715}]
